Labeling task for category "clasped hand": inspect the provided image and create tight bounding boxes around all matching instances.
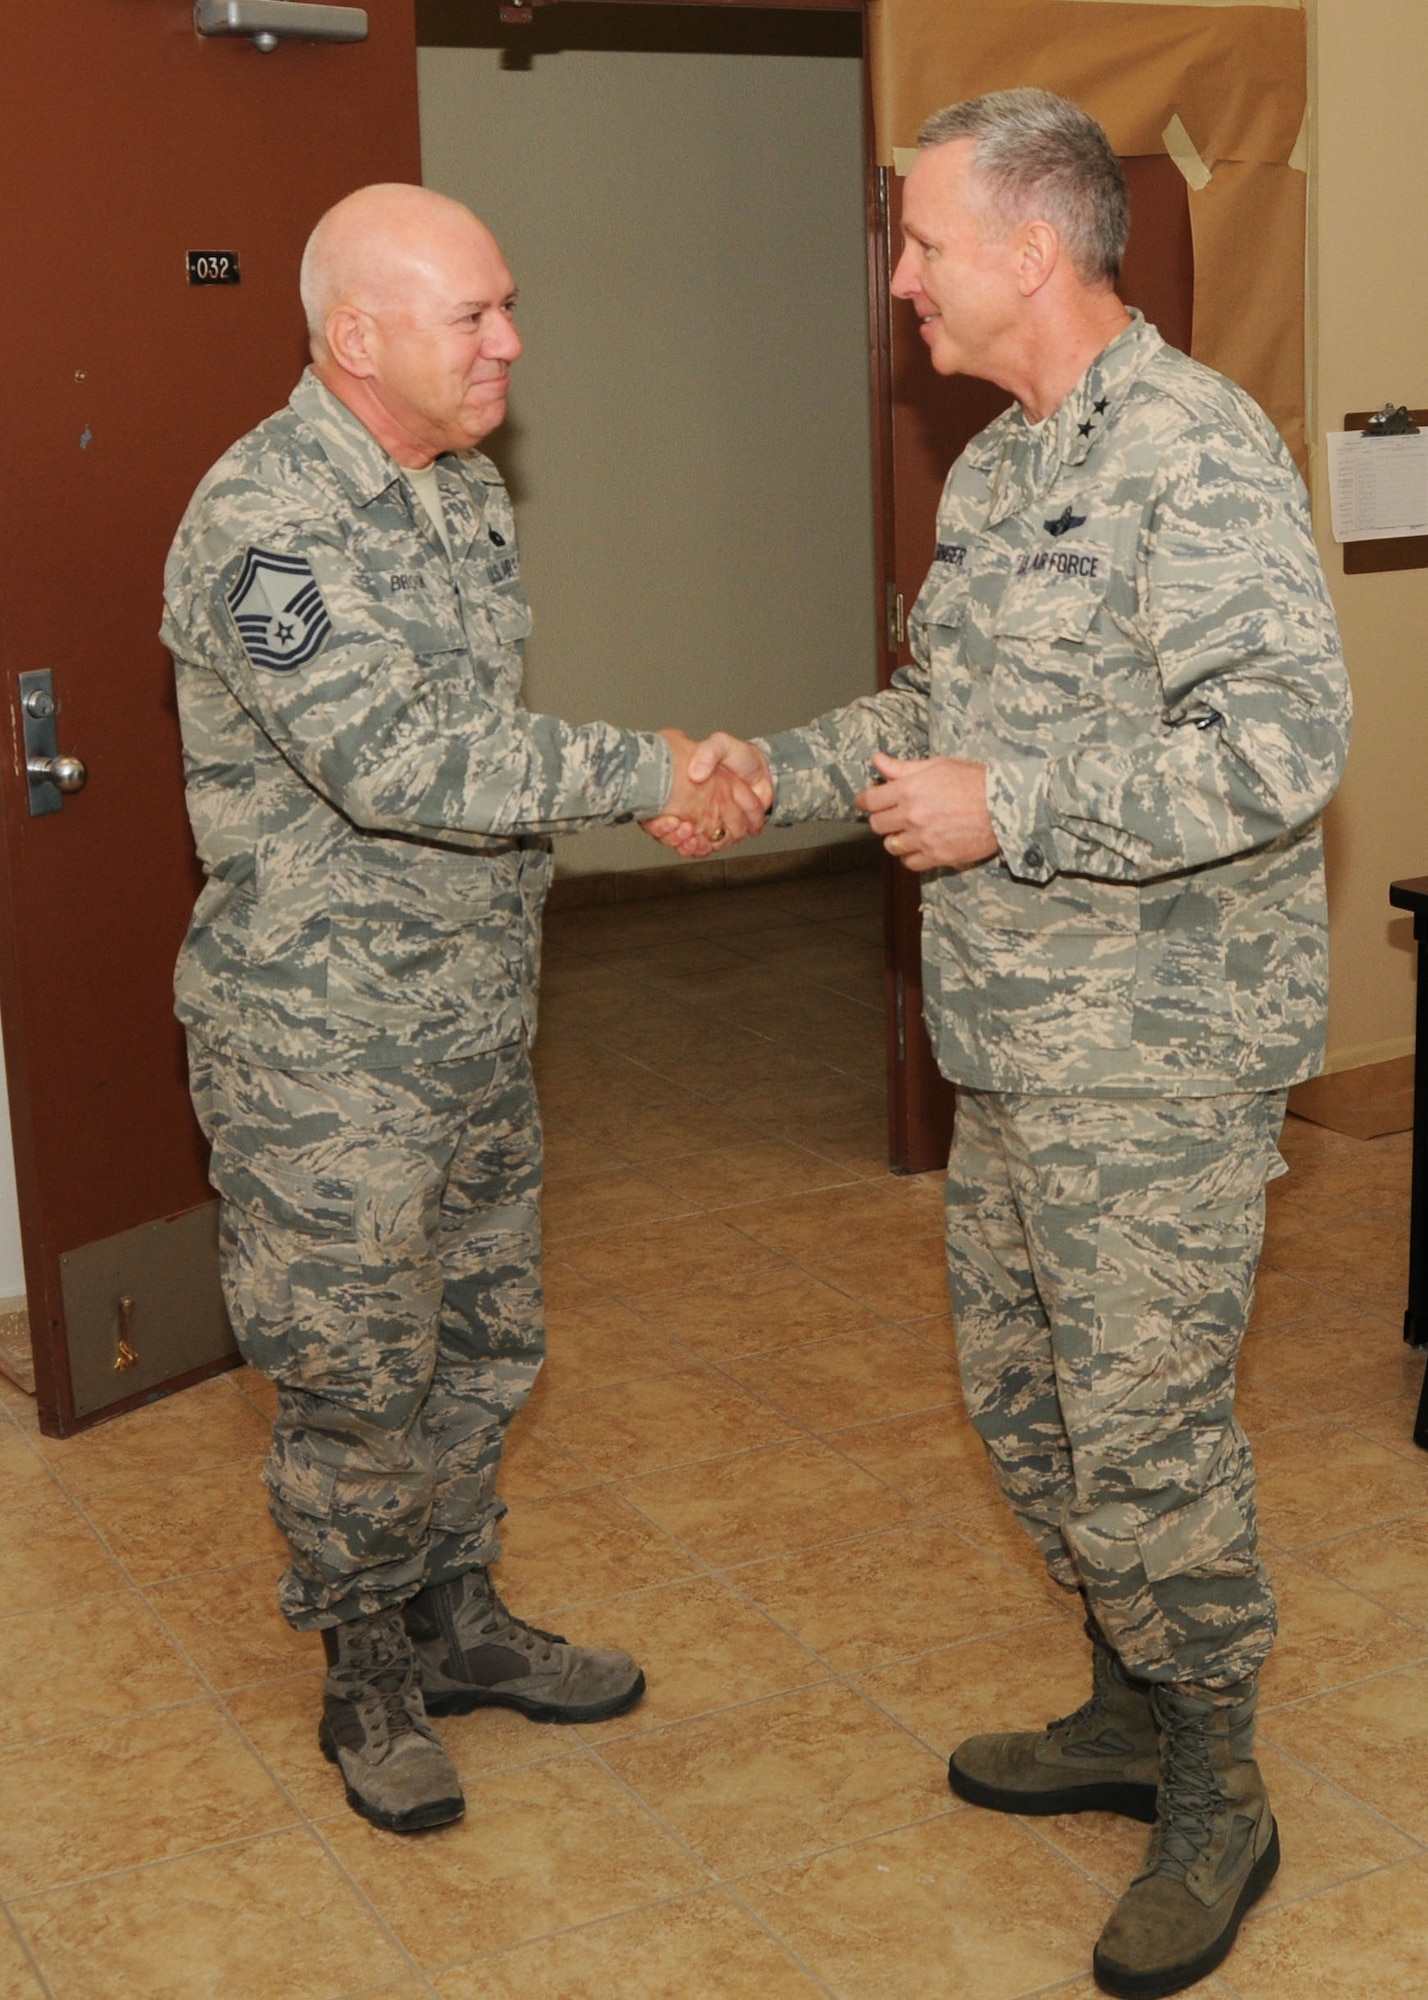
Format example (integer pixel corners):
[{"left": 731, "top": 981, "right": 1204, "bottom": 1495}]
[
  {"left": 645, "top": 731, "right": 774, "bottom": 858},
  {"left": 855, "top": 752, "right": 999, "bottom": 872}
]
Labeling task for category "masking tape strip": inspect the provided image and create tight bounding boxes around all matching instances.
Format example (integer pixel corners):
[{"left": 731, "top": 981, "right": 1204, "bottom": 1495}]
[
  {"left": 892, "top": 147, "right": 920, "bottom": 177},
  {"left": 1162, "top": 113, "right": 1212, "bottom": 190},
  {"left": 1288, "top": 107, "right": 1308, "bottom": 174}
]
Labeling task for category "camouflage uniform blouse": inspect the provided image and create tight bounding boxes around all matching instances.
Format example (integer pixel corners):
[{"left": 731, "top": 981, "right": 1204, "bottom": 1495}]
[
  {"left": 163, "top": 372, "right": 672, "bottom": 1073},
  {"left": 764, "top": 315, "right": 1352, "bottom": 1095}
]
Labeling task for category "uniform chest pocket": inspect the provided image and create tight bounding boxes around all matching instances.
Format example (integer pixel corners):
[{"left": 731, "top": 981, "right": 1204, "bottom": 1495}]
[{"left": 993, "top": 571, "right": 1104, "bottom": 650}]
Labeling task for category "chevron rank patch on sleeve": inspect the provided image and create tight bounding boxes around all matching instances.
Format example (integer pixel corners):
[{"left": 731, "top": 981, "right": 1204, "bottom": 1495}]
[{"left": 227, "top": 547, "right": 332, "bottom": 672}]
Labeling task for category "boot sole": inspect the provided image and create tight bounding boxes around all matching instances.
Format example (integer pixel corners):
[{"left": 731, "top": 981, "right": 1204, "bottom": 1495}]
[
  {"left": 949, "top": 1756, "right": 1158, "bottom": 1823},
  {"left": 1091, "top": 1816, "right": 1281, "bottom": 2000},
  {"left": 424, "top": 1669, "right": 647, "bottom": 1725},
  {"left": 318, "top": 1718, "right": 465, "bottom": 1835}
]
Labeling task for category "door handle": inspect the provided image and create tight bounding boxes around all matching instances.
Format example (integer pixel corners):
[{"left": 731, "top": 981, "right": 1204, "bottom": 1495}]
[{"left": 18, "top": 672, "right": 86, "bottom": 816}]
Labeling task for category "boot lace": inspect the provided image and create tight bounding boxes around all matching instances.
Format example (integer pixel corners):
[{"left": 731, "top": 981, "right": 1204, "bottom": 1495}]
[
  {"left": 1151, "top": 1700, "right": 1222, "bottom": 1882},
  {"left": 338, "top": 1614, "right": 436, "bottom": 1749}
]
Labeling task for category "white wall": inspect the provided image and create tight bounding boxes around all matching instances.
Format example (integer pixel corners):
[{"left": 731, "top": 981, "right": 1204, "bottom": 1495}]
[{"left": 418, "top": 45, "right": 876, "bottom": 873}]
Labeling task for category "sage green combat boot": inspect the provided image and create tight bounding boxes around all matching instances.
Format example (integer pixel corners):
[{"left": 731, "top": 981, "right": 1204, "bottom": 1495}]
[
  {"left": 318, "top": 1608, "right": 464, "bottom": 1835},
  {"left": 1093, "top": 1680, "right": 1279, "bottom": 1999},
  {"left": 949, "top": 1618, "right": 1159, "bottom": 1820},
  {"left": 406, "top": 1568, "right": 646, "bottom": 1723}
]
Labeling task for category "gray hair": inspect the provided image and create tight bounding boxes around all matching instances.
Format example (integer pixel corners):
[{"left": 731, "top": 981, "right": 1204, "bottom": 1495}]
[{"left": 917, "top": 88, "right": 1129, "bottom": 287}]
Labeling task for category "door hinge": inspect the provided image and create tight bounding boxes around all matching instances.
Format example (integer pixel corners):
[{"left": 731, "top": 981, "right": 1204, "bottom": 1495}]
[
  {"left": 894, "top": 969, "right": 907, "bottom": 1063},
  {"left": 886, "top": 584, "right": 906, "bottom": 648}
]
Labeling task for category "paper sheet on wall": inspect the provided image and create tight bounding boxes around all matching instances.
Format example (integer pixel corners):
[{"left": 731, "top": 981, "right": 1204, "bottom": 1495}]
[{"left": 1327, "top": 431, "right": 1428, "bottom": 543}]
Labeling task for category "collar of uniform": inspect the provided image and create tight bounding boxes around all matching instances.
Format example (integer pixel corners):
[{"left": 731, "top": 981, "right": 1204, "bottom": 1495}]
[
  {"left": 985, "top": 309, "right": 1159, "bottom": 523},
  {"left": 289, "top": 369, "right": 409, "bottom": 507}
]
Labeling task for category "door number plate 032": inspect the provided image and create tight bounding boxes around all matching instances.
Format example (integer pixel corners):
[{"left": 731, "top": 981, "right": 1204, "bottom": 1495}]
[{"left": 187, "top": 251, "right": 240, "bottom": 285}]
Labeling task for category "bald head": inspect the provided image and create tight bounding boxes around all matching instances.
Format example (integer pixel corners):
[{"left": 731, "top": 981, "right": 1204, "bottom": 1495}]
[
  {"left": 298, "top": 183, "right": 522, "bottom": 467},
  {"left": 300, "top": 184, "right": 502, "bottom": 354}
]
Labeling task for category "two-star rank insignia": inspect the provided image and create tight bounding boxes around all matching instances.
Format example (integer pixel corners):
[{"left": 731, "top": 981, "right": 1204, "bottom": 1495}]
[
  {"left": 1044, "top": 505, "right": 1086, "bottom": 538},
  {"left": 1093, "top": 398, "right": 1109, "bottom": 414}
]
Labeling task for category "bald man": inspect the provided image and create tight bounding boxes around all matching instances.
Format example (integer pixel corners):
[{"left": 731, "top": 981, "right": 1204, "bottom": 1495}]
[{"left": 162, "top": 184, "right": 765, "bottom": 1835}]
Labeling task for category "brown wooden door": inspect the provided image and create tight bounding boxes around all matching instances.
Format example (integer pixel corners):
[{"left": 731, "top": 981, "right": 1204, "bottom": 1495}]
[
  {"left": 874, "top": 154, "right": 1196, "bottom": 1171},
  {"left": 0, "top": 3, "right": 420, "bottom": 1434}
]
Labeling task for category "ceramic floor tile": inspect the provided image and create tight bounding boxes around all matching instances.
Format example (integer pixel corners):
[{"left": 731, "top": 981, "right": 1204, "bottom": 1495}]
[
  {"left": 542, "top": 1131, "right": 621, "bottom": 1183},
  {"left": 1257, "top": 1553, "right": 1428, "bottom": 1706},
  {"left": 0, "top": 1370, "right": 40, "bottom": 1432},
  {"left": 534, "top": 1367, "right": 798, "bottom": 1479},
  {"left": 556, "top": 1214, "right": 786, "bottom": 1298},
  {"left": 1251, "top": 1419, "right": 1428, "bottom": 1546},
  {"left": 490, "top": 1486, "right": 699, "bottom": 1614},
  {"left": 495, "top": 1417, "right": 599, "bottom": 1501},
  {"left": 0, "top": 1480, "right": 128, "bottom": 1614},
  {"left": 632, "top": 1265, "right": 883, "bottom": 1363},
  {"left": 1237, "top": 1303, "right": 1423, "bottom": 1414},
  {"left": 1262, "top": 1214, "right": 1410, "bottom": 1316},
  {"left": 727, "top": 1326, "right": 958, "bottom": 1433},
  {"left": 230, "top": 1364, "right": 279, "bottom": 1418},
  {"left": 721, "top": 1183, "right": 932, "bottom": 1264},
  {"left": 11, "top": 1825, "right": 408, "bottom": 2000},
  {"left": 323, "top": 1754, "right": 704, "bottom": 1968},
  {"left": 561, "top": 1096, "right": 762, "bottom": 1165},
  {"left": 623, "top": 1436, "right": 913, "bottom": 1568},
  {"left": 1259, "top": 1664, "right": 1428, "bottom": 1842},
  {"left": 541, "top": 1168, "right": 700, "bottom": 1246},
  {"left": 1302, "top": 1510, "right": 1428, "bottom": 1626},
  {"left": 648, "top": 1139, "right": 860, "bottom": 1210},
  {"left": 78, "top": 1455, "right": 285, "bottom": 1585},
  {"left": 1218, "top": 1852, "right": 1428, "bottom": 1998},
  {"left": 0, "top": 1589, "right": 202, "bottom": 1745},
  {"left": 567, "top": 1574, "right": 828, "bottom": 1741},
  {"left": 435, "top": 1889, "right": 825, "bottom": 1999},
  {"left": 1341, "top": 1397, "right": 1428, "bottom": 1462},
  {"left": 144, "top": 1560, "right": 310, "bottom": 1692},
  {"left": 538, "top": 1296, "right": 696, "bottom": 1397},
  {"left": 810, "top": 1239, "right": 954, "bottom": 1321},
  {"left": 857, "top": 1617, "right": 1089, "bottom": 1756},
  {"left": 832, "top": 1405, "right": 999, "bottom": 1514},
  {"left": 731, "top": 1522, "right": 1050, "bottom": 1674},
  {"left": 1247, "top": 1265, "right": 1332, "bottom": 1335},
  {"left": 36, "top": 1373, "right": 272, "bottom": 1499},
  {"left": 0, "top": 1700, "right": 293, "bottom": 1895},
  {"left": 0, "top": 1918, "right": 45, "bottom": 1998},
  {"left": 601, "top": 1680, "right": 944, "bottom": 1878},
  {"left": 738, "top": 1810, "right": 1111, "bottom": 2000}
]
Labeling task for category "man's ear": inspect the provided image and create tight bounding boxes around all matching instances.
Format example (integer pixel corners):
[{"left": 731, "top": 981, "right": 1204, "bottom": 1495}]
[
  {"left": 325, "top": 305, "right": 377, "bottom": 380},
  {"left": 1016, "top": 220, "right": 1061, "bottom": 298}
]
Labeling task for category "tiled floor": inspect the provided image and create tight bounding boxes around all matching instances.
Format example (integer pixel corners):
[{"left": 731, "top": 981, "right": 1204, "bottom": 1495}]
[{"left": 3, "top": 865, "right": 1428, "bottom": 1997}]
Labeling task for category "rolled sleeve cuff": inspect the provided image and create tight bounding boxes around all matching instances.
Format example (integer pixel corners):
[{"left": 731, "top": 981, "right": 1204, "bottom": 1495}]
[{"left": 985, "top": 752, "right": 1057, "bottom": 884}]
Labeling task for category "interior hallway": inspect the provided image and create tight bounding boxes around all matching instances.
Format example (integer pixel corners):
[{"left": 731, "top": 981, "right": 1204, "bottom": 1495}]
[{"left": 3, "top": 865, "right": 1428, "bottom": 1997}]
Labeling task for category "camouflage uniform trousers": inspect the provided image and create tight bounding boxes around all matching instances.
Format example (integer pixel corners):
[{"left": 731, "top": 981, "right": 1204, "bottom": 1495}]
[
  {"left": 945, "top": 1085, "right": 1287, "bottom": 1691},
  {"left": 188, "top": 1036, "right": 543, "bottom": 1631}
]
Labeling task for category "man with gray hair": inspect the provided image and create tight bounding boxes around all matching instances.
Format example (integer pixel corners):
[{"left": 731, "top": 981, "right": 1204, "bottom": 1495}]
[
  {"left": 660, "top": 88, "right": 1350, "bottom": 1998},
  {"left": 164, "top": 183, "right": 767, "bottom": 1839}
]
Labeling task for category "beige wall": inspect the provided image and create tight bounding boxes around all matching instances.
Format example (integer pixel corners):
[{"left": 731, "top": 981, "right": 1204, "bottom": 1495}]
[
  {"left": 418, "top": 45, "right": 874, "bottom": 875},
  {"left": 1310, "top": 0, "right": 1428, "bottom": 1067}
]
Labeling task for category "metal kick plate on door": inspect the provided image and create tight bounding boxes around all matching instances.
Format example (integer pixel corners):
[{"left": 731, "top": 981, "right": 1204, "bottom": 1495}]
[{"left": 60, "top": 1200, "right": 236, "bottom": 1418}]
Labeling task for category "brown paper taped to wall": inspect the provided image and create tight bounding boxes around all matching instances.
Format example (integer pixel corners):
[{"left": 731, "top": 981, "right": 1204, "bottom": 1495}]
[
  {"left": 869, "top": 2, "right": 1305, "bottom": 168},
  {"left": 869, "top": 0, "right": 1307, "bottom": 469},
  {"left": 1189, "top": 161, "right": 1306, "bottom": 466}
]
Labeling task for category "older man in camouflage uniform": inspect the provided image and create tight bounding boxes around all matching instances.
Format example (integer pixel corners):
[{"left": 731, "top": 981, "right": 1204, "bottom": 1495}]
[
  {"left": 666, "top": 90, "right": 1350, "bottom": 1998},
  {"left": 163, "top": 183, "right": 767, "bottom": 1836}
]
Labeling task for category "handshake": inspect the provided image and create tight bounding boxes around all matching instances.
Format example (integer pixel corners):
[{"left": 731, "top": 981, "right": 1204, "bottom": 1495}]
[
  {"left": 644, "top": 729, "right": 775, "bottom": 860},
  {"left": 645, "top": 728, "right": 1002, "bottom": 873}
]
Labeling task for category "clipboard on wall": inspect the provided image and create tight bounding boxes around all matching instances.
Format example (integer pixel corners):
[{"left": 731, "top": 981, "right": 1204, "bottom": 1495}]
[{"left": 1339, "top": 411, "right": 1428, "bottom": 573}]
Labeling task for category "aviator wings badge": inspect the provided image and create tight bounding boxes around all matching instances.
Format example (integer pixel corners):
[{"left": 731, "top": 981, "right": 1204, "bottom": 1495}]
[
  {"left": 227, "top": 548, "right": 333, "bottom": 672},
  {"left": 1044, "top": 505, "right": 1086, "bottom": 539}
]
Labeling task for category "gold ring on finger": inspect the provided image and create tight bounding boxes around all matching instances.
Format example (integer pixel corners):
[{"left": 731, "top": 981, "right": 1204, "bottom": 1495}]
[
  {"left": 887, "top": 834, "right": 905, "bottom": 857},
  {"left": 710, "top": 827, "right": 728, "bottom": 845}
]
